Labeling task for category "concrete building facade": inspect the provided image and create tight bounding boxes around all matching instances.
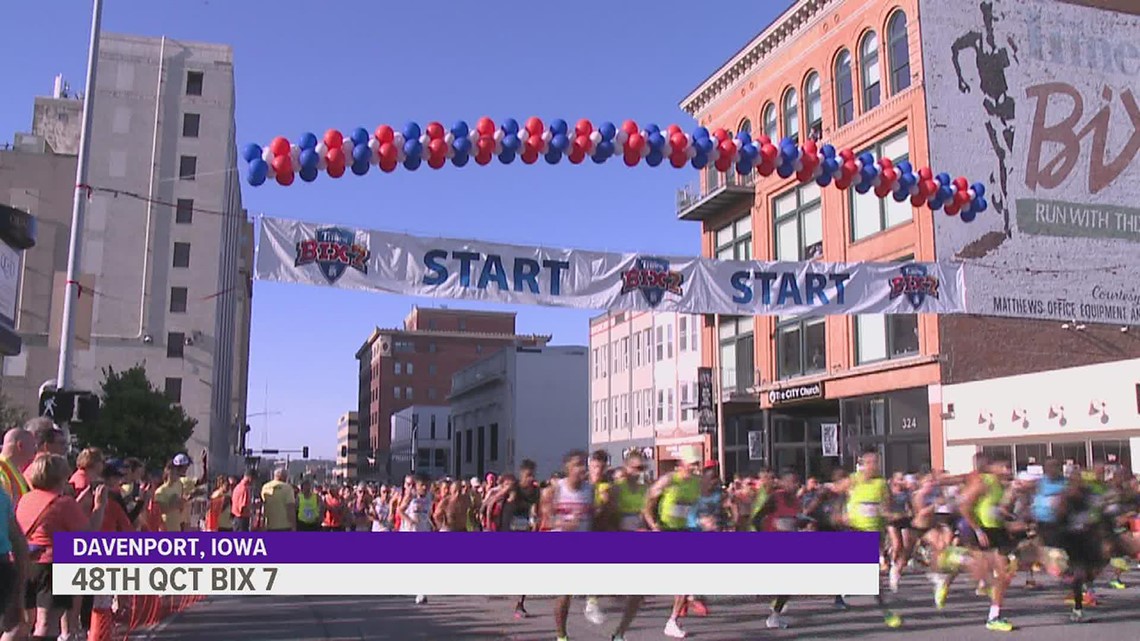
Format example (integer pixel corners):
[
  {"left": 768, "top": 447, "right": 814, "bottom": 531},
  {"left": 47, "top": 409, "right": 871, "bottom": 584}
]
[
  {"left": 588, "top": 310, "right": 704, "bottom": 476},
  {"left": 355, "top": 306, "right": 549, "bottom": 479},
  {"left": 0, "top": 34, "right": 253, "bottom": 475},
  {"left": 678, "top": 0, "right": 1140, "bottom": 480},
  {"left": 335, "top": 411, "right": 359, "bottom": 482},
  {"left": 450, "top": 345, "right": 588, "bottom": 481},
  {"left": 389, "top": 405, "right": 451, "bottom": 480}
]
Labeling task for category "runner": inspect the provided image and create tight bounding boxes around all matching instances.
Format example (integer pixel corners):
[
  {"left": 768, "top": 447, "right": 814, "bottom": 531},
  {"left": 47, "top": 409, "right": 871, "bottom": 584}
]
[
  {"left": 443, "top": 479, "right": 471, "bottom": 532},
  {"left": 599, "top": 451, "right": 651, "bottom": 641},
  {"left": 957, "top": 452, "right": 1016, "bottom": 631},
  {"left": 644, "top": 447, "right": 702, "bottom": 639},
  {"left": 541, "top": 450, "right": 594, "bottom": 641},
  {"left": 295, "top": 479, "right": 323, "bottom": 532},
  {"left": 1033, "top": 459, "right": 1099, "bottom": 622},
  {"left": 581, "top": 450, "right": 612, "bottom": 627},
  {"left": 322, "top": 485, "right": 347, "bottom": 532},
  {"left": 755, "top": 468, "right": 802, "bottom": 629},
  {"left": 370, "top": 486, "right": 391, "bottom": 532},
  {"left": 886, "top": 472, "right": 915, "bottom": 593},
  {"left": 508, "top": 459, "right": 541, "bottom": 619},
  {"left": 399, "top": 474, "right": 434, "bottom": 605}
]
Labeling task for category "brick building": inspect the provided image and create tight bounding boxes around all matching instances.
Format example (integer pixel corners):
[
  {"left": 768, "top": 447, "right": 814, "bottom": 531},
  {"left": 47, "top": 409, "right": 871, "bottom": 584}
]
[
  {"left": 354, "top": 307, "right": 550, "bottom": 479},
  {"left": 679, "top": 0, "right": 1140, "bottom": 478}
]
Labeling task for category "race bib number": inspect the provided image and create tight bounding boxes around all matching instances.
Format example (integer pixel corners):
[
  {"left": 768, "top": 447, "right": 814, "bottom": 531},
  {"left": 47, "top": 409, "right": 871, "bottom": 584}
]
[
  {"left": 775, "top": 517, "right": 796, "bottom": 532},
  {"left": 301, "top": 507, "right": 317, "bottom": 521},
  {"left": 858, "top": 503, "right": 880, "bottom": 518},
  {"left": 670, "top": 504, "right": 692, "bottom": 521},
  {"left": 510, "top": 516, "right": 531, "bottom": 532},
  {"left": 620, "top": 514, "right": 643, "bottom": 531}
]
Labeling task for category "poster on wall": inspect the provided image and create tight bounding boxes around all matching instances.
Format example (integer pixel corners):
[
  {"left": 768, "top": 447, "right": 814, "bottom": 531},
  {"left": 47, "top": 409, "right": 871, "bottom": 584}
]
[
  {"left": 747, "top": 431, "right": 765, "bottom": 461},
  {"left": 921, "top": 0, "right": 1140, "bottom": 325},
  {"left": 821, "top": 423, "right": 839, "bottom": 457}
]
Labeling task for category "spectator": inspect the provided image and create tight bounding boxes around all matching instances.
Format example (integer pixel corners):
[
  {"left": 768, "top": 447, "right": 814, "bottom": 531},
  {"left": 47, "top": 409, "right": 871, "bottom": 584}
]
[
  {"left": 16, "top": 454, "right": 106, "bottom": 641},
  {"left": 206, "top": 476, "right": 234, "bottom": 532},
  {"left": 0, "top": 427, "right": 34, "bottom": 503},
  {"left": 260, "top": 469, "right": 296, "bottom": 532},
  {"left": 25, "top": 420, "right": 66, "bottom": 462},
  {"left": 68, "top": 448, "right": 104, "bottom": 495},
  {"left": 152, "top": 465, "right": 186, "bottom": 532},
  {"left": 100, "top": 460, "right": 134, "bottom": 533},
  {"left": 230, "top": 470, "right": 256, "bottom": 532}
]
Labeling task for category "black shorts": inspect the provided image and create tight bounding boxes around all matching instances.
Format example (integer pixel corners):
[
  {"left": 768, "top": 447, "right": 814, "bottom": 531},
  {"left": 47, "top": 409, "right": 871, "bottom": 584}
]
[
  {"left": 28, "top": 563, "right": 72, "bottom": 611},
  {"left": 0, "top": 561, "right": 15, "bottom": 617},
  {"left": 962, "top": 526, "right": 1016, "bottom": 555},
  {"left": 933, "top": 513, "right": 956, "bottom": 529},
  {"left": 297, "top": 521, "right": 321, "bottom": 532},
  {"left": 1039, "top": 524, "right": 1103, "bottom": 571},
  {"left": 888, "top": 517, "right": 911, "bottom": 531}
]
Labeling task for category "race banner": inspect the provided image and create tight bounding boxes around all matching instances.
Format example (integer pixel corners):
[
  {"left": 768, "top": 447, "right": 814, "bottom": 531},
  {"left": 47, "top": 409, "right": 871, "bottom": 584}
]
[{"left": 256, "top": 216, "right": 967, "bottom": 317}]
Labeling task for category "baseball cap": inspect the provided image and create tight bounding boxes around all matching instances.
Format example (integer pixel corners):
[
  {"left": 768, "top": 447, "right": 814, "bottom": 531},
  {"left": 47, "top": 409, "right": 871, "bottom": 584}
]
[
  {"left": 172, "top": 453, "right": 191, "bottom": 467},
  {"left": 103, "top": 458, "right": 126, "bottom": 478},
  {"left": 679, "top": 446, "right": 701, "bottom": 466},
  {"left": 703, "top": 459, "right": 718, "bottom": 470},
  {"left": 469, "top": 476, "right": 482, "bottom": 486}
]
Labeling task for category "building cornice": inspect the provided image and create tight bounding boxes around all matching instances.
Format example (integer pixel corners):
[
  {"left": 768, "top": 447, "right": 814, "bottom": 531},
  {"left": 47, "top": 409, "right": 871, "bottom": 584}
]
[
  {"left": 378, "top": 327, "right": 553, "bottom": 343},
  {"left": 679, "top": 0, "right": 834, "bottom": 117}
]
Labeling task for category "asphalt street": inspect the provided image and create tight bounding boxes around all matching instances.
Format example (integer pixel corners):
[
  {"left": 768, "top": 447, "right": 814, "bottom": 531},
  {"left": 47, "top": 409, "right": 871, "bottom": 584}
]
[{"left": 146, "top": 571, "right": 1140, "bottom": 640}]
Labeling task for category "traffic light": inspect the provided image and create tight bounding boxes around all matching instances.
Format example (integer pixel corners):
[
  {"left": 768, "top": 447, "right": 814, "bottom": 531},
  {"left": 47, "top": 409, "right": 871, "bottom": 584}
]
[
  {"left": 235, "top": 423, "right": 252, "bottom": 455},
  {"left": 38, "top": 390, "right": 100, "bottom": 424},
  {"left": 302, "top": 446, "right": 309, "bottom": 459}
]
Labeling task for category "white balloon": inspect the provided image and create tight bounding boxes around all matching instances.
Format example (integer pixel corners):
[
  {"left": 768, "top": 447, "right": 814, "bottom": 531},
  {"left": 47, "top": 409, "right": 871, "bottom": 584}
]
[
  {"left": 709, "top": 147, "right": 720, "bottom": 162},
  {"left": 589, "top": 131, "right": 602, "bottom": 145},
  {"left": 494, "top": 141, "right": 503, "bottom": 155},
  {"left": 615, "top": 130, "right": 628, "bottom": 145},
  {"left": 261, "top": 148, "right": 274, "bottom": 163},
  {"left": 446, "top": 144, "right": 455, "bottom": 159},
  {"left": 368, "top": 138, "right": 380, "bottom": 152},
  {"left": 290, "top": 145, "right": 301, "bottom": 164},
  {"left": 266, "top": 163, "right": 277, "bottom": 178},
  {"left": 640, "top": 143, "right": 650, "bottom": 158},
  {"left": 371, "top": 148, "right": 381, "bottom": 165},
  {"left": 541, "top": 130, "right": 553, "bottom": 143},
  {"left": 315, "top": 142, "right": 329, "bottom": 156},
  {"left": 342, "top": 139, "right": 354, "bottom": 156},
  {"left": 397, "top": 148, "right": 407, "bottom": 162},
  {"left": 794, "top": 159, "right": 803, "bottom": 172},
  {"left": 686, "top": 145, "right": 697, "bottom": 159},
  {"left": 967, "top": 189, "right": 976, "bottom": 199},
  {"left": 493, "top": 129, "right": 504, "bottom": 142},
  {"left": 420, "top": 143, "right": 430, "bottom": 160},
  {"left": 909, "top": 184, "right": 920, "bottom": 196},
  {"left": 444, "top": 132, "right": 455, "bottom": 145},
  {"left": 813, "top": 164, "right": 823, "bottom": 178},
  {"left": 468, "top": 131, "right": 479, "bottom": 145},
  {"left": 685, "top": 133, "right": 694, "bottom": 148},
  {"left": 419, "top": 134, "right": 431, "bottom": 147},
  {"left": 394, "top": 132, "right": 406, "bottom": 148},
  {"left": 317, "top": 155, "right": 328, "bottom": 170}
]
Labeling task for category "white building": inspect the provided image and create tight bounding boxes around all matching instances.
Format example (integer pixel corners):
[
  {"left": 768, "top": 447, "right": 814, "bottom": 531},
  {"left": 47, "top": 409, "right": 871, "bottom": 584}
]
[
  {"left": 940, "top": 359, "right": 1139, "bottom": 475},
  {"left": 390, "top": 405, "right": 451, "bottom": 480},
  {"left": 450, "top": 345, "right": 588, "bottom": 480},
  {"left": 588, "top": 311, "right": 704, "bottom": 475},
  {"left": 335, "top": 411, "right": 359, "bottom": 482},
  {"left": 0, "top": 35, "right": 252, "bottom": 475}
]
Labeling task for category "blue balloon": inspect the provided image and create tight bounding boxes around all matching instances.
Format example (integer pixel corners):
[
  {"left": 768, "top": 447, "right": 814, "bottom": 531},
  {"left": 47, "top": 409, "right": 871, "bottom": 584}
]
[
  {"left": 404, "top": 139, "right": 422, "bottom": 157},
  {"left": 777, "top": 163, "right": 795, "bottom": 179},
  {"left": 299, "top": 149, "right": 320, "bottom": 171},
  {"left": 824, "top": 158, "right": 841, "bottom": 176},
  {"left": 452, "top": 151, "right": 470, "bottom": 167},
  {"left": 351, "top": 128, "right": 370, "bottom": 146},
  {"left": 403, "top": 122, "right": 421, "bottom": 141},
  {"left": 820, "top": 144, "right": 837, "bottom": 159},
  {"left": 897, "top": 161, "right": 913, "bottom": 175},
  {"left": 453, "top": 137, "right": 472, "bottom": 155},
  {"left": 859, "top": 152, "right": 875, "bottom": 166},
  {"left": 498, "top": 150, "right": 517, "bottom": 164},
  {"left": 938, "top": 185, "right": 954, "bottom": 201},
  {"left": 551, "top": 133, "right": 570, "bottom": 153},
  {"left": 248, "top": 159, "right": 268, "bottom": 185},
  {"left": 816, "top": 173, "right": 833, "bottom": 187},
  {"left": 599, "top": 122, "right": 617, "bottom": 141},
  {"left": 501, "top": 133, "right": 520, "bottom": 152},
  {"left": 451, "top": 120, "right": 470, "bottom": 138},
  {"left": 501, "top": 118, "right": 519, "bottom": 136},
  {"left": 736, "top": 131, "right": 753, "bottom": 146},
  {"left": 595, "top": 140, "right": 615, "bottom": 158},
  {"left": 647, "top": 132, "right": 666, "bottom": 151},
  {"left": 696, "top": 137, "right": 715, "bottom": 154},
  {"left": 544, "top": 150, "right": 562, "bottom": 164},
  {"left": 975, "top": 196, "right": 989, "bottom": 213},
  {"left": 929, "top": 197, "right": 944, "bottom": 211},
  {"left": 936, "top": 172, "right": 952, "bottom": 187},
  {"left": 855, "top": 182, "right": 872, "bottom": 194},
  {"left": 351, "top": 159, "right": 369, "bottom": 176},
  {"left": 298, "top": 134, "right": 318, "bottom": 150},
  {"left": 299, "top": 166, "right": 318, "bottom": 183},
  {"left": 691, "top": 152, "right": 709, "bottom": 170},
  {"left": 692, "top": 127, "right": 710, "bottom": 141},
  {"left": 971, "top": 182, "right": 987, "bottom": 198},
  {"left": 780, "top": 142, "right": 799, "bottom": 162},
  {"left": 352, "top": 144, "right": 371, "bottom": 165},
  {"left": 739, "top": 143, "right": 758, "bottom": 162},
  {"left": 550, "top": 119, "right": 568, "bottom": 136},
  {"left": 892, "top": 190, "right": 909, "bottom": 203},
  {"left": 735, "top": 161, "right": 753, "bottom": 175},
  {"left": 591, "top": 150, "right": 608, "bottom": 164},
  {"left": 403, "top": 155, "right": 421, "bottom": 171},
  {"left": 242, "top": 144, "right": 263, "bottom": 163},
  {"left": 645, "top": 123, "right": 660, "bottom": 135},
  {"left": 646, "top": 150, "right": 663, "bottom": 167},
  {"left": 961, "top": 208, "right": 978, "bottom": 223},
  {"left": 860, "top": 166, "right": 878, "bottom": 184}
]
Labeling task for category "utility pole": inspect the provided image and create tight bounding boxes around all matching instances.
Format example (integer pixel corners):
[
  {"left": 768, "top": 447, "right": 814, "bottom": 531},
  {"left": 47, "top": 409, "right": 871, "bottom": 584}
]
[
  {"left": 55, "top": 0, "right": 103, "bottom": 443},
  {"left": 410, "top": 413, "right": 419, "bottom": 474}
]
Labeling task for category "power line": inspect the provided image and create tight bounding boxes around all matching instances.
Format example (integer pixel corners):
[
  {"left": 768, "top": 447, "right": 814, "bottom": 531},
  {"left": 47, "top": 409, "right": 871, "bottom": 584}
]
[{"left": 89, "top": 185, "right": 242, "bottom": 219}]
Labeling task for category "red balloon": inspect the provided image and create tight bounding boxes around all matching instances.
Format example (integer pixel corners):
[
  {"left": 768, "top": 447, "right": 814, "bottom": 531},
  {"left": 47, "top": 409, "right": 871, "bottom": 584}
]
[
  {"left": 477, "top": 136, "right": 496, "bottom": 156},
  {"left": 839, "top": 148, "right": 855, "bottom": 162},
  {"left": 757, "top": 159, "right": 776, "bottom": 177},
  {"left": 712, "top": 128, "right": 729, "bottom": 143},
  {"left": 718, "top": 139, "right": 736, "bottom": 159},
  {"left": 380, "top": 142, "right": 398, "bottom": 163},
  {"left": 953, "top": 176, "right": 969, "bottom": 191},
  {"left": 374, "top": 125, "right": 395, "bottom": 144},
  {"left": 919, "top": 179, "right": 936, "bottom": 197},
  {"left": 475, "top": 151, "right": 493, "bottom": 166},
  {"left": 428, "top": 156, "right": 446, "bottom": 169},
  {"left": 627, "top": 132, "right": 646, "bottom": 153},
  {"left": 760, "top": 143, "right": 778, "bottom": 163},
  {"left": 667, "top": 124, "right": 683, "bottom": 137},
  {"left": 525, "top": 135, "right": 545, "bottom": 155},
  {"left": 756, "top": 134, "right": 772, "bottom": 147},
  {"left": 911, "top": 193, "right": 927, "bottom": 207},
  {"left": 714, "top": 156, "right": 732, "bottom": 173},
  {"left": 842, "top": 160, "right": 858, "bottom": 178},
  {"left": 269, "top": 136, "right": 291, "bottom": 157},
  {"left": 324, "top": 129, "right": 344, "bottom": 150},
  {"left": 271, "top": 154, "right": 292, "bottom": 175},
  {"left": 621, "top": 120, "right": 639, "bottom": 135},
  {"left": 835, "top": 177, "right": 852, "bottom": 190},
  {"left": 670, "top": 151, "right": 687, "bottom": 168},
  {"left": 797, "top": 167, "right": 815, "bottom": 183},
  {"left": 327, "top": 160, "right": 346, "bottom": 179},
  {"left": 801, "top": 152, "right": 819, "bottom": 172},
  {"left": 880, "top": 167, "right": 898, "bottom": 187},
  {"left": 380, "top": 158, "right": 397, "bottom": 173},
  {"left": 525, "top": 117, "right": 544, "bottom": 136},
  {"left": 429, "top": 138, "right": 448, "bottom": 160},
  {"left": 476, "top": 117, "right": 496, "bottom": 137},
  {"left": 802, "top": 139, "right": 818, "bottom": 156},
  {"left": 917, "top": 166, "right": 933, "bottom": 181},
  {"left": 875, "top": 183, "right": 892, "bottom": 198},
  {"left": 945, "top": 202, "right": 961, "bottom": 216},
  {"left": 521, "top": 149, "right": 539, "bottom": 164},
  {"left": 426, "top": 122, "right": 445, "bottom": 140},
  {"left": 879, "top": 157, "right": 894, "bottom": 170},
  {"left": 624, "top": 150, "right": 641, "bottom": 167},
  {"left": 276, "top": 169, "right": 294, "bottom": 186},
  {"left": 568, "top": 149, "right": 586, "bottom": 164},
  {"left": 954, "top": 189, "right": 972, "bottom": 206},
  {"left": 574, "top": 134, "right": 592, "bottom": 154},
  {"left": 670, "top": 131, "right": 687, "bottom": 150},
  {"left": 575, "top": 119, "right": 593, "bottom": 137}
]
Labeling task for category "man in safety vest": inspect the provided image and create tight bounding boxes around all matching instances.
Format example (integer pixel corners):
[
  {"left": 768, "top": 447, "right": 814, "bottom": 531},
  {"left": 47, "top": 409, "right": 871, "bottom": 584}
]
[{"left": 296, "top": 478, "right": 323, "bottom": 531}]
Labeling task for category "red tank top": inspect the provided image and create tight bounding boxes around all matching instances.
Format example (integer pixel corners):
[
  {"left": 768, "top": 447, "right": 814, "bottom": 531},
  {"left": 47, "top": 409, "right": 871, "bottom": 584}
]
[{"left": 762, "top": 491, "right": 801, "bottom": 532}]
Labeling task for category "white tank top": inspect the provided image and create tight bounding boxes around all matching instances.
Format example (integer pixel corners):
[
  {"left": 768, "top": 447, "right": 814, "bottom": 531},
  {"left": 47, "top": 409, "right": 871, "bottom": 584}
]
[
  {"left": 372, "top": 498, "right": 390, "bottom": 532},
  {"left": 401, "top": 494, "right": 433, "bottom": 532},
  {"left": 552, "top": 479, "right": 593, "bottom": 532}
]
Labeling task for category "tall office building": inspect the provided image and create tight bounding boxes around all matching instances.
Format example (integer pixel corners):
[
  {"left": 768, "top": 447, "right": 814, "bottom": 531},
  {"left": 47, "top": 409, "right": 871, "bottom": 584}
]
[
  {"left": 335, "top": 411, "right": 360, "bottom": 482},
  {"left": 0, "top": 34, "right": 252, "bottom": 474}
]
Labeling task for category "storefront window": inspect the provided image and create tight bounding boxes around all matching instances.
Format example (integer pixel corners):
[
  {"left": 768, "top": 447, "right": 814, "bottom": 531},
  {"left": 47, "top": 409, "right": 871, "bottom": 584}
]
[
  {"left": 1092, "top": 440, "right": 1133, "bottom": 473},
  {"left": 1050, "top": 441, "right": 1088, "bottom": 468},
  {"left": 719, "top": 317, "right": 755, "bottom": 394},
  {"left": 1014, "top": 443, "right": 1048, "bottom": 471},
  {"left": 979, "top": 445, "right": 1013, "bottom": 464},
  {"left": 775, "top": 316, "right": 826, "bottom": 380}
]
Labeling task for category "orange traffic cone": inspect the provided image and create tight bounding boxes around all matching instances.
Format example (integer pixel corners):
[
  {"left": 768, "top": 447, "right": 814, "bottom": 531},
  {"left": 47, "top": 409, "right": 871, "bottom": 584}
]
[{"left": 88, "top": 606, "right": 115, "bottom": 641}]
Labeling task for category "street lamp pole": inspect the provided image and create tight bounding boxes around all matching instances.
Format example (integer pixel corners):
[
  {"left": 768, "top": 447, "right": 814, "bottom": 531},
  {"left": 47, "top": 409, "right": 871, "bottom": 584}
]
[
  {"left": 56, "top": 0, "right": 104, "bottom": 411},
  {"left": 410, "top": 413, "right": 419, "bottom": 474}
]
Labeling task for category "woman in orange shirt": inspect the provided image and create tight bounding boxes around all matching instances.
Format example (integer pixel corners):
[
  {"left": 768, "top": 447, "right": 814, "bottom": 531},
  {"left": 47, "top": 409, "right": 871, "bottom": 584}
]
[
  {"left": 321, "top": 486, "right": 346, "bottom": 532},
  {"left": 205, "top": 476, "right": 233, "bottom": 532}
]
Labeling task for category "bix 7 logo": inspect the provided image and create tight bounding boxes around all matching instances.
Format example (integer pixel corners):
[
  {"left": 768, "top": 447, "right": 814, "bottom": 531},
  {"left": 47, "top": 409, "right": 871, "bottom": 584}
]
[
  {"left": 620, "top": 257, "right": 684, "bottom": 308},
  {"left": 889, "top": 264, "right": 940, "bottom": 309},
  {"left": 295, "top": 227, "right": 371, "bottom": 284}
]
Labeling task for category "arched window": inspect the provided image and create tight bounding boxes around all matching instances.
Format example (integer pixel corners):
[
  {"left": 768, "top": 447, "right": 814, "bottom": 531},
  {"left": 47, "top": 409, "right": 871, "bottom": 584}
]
[
  {"left": 762, "top": 103, "right": 778, "bottom": 141},
  {"left": 834, "top": 50, "right": 854, "bottom": 127},
  {"left": 887, "top": 11, "right": 911, "bottom": 94},
  {"left": 782, "top": 88, "right": 799, "bottom": 141},
  {"left": 860, "top": 31, "right": 882, "bottom": 112},
  {"left": 738, "top": 118, "right": 752, "bottom": 137},
  {"left": 804, "top": 72, "right": 822, "bottom": 139}
]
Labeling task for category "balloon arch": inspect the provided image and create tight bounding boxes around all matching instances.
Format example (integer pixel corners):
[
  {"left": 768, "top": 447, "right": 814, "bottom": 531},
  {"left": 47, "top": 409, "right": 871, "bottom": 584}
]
[{"left": 242, "top": 118, "right": 987, "bottom": 221}]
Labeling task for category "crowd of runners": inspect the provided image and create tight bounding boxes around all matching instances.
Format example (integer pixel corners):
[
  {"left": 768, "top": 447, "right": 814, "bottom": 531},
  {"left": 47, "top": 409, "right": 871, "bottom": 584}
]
[{"left": 205, "top": 445, "right": 1140, "bottom": 640}]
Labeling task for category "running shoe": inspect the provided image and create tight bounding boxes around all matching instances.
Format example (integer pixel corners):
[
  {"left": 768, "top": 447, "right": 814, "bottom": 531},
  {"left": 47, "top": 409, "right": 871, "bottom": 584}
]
[
  {"left": 1108, "top": 579, "right": 1126, "bottom": 590},
  {"left": 833, "top": 596, "right": 848, "bottom": 610},
  {"left": 414, "top": 595, "right": 427, "bottom": 605},
  {"left": 1064, "top": 593, "right": 1098, "bottom": 607},
  {"left": 1069, "top": 609, "right": 1089, "bottom": 624},
  {"left": 985, "top": 618, "right": 1014, "bottom": 632},
  {"left": 663, "top": 618, "right": 687, "bottom": 638},
  {"left": 584, "top": 599, "right": 605, "bottom": 625},
  {"left": 935, "top": 582, "right": 950, "bottom": 610},
  {"left": 687, "top": 599, "right": 709, "bottom": 617},
  {"left": 513, "top": 605, "right": 528, "bottom": 619},
  {"left": 883, "top": 611, "right": 903, "bottom": 628},
  {"left": 766, "top": 613, "right": 789, "bottom": 629},
  {"left": 557, "top": 637, "right": 570, "bottom": 641}
]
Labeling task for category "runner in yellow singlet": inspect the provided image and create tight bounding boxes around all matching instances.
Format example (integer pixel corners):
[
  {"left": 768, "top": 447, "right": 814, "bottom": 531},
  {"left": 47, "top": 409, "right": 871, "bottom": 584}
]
[
  {"left": 958, "top": 452, "right": 1016, "bottom": 632},
  {"left": 600, "top": 451, "right": 651, "bottom": 641},
  {"left": 645, "top": 447, "right": 702, "bottom": 639}
]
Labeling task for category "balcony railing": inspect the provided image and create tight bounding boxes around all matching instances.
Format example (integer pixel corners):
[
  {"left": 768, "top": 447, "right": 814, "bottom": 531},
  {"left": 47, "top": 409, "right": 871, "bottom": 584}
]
[{"left": 675, "top": 170, "right": 756, "bottom": 221}]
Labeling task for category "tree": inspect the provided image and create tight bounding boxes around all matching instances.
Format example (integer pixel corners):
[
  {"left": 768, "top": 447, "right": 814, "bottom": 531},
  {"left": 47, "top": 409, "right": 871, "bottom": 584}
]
[
  {"left": 0, "top": 395, "right": 28, "bottom": 431},
  {"left": 76, "top": 365, "right": 196, "bottom": 467}
]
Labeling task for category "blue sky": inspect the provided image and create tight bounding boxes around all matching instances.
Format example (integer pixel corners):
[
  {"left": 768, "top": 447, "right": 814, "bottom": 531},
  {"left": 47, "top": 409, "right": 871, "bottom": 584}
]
[{"left": 0, "top": 0, "right": 784, "bottom": 457}]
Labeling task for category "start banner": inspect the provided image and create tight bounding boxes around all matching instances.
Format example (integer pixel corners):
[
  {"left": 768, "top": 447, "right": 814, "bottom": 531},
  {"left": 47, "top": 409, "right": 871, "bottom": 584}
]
[{"left": 256, "top": 216, "right": 967, "bottom": 317}]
